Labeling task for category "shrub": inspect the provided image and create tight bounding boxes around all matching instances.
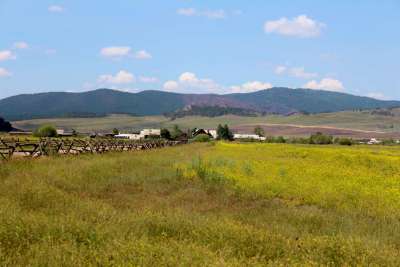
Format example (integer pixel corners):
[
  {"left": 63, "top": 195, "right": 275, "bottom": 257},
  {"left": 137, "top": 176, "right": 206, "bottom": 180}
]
[
  {"left": 192, "top": 134, "right": 211, "bottom": 142},
  {"left": 309, "top": 132, "right": 333, "bottom": 145},
  {"left": 0, "top": 117, "right": 13, "bottom": 132},
  {"left": 265, "top": 136, "right": 287, "bottom": 143},
  {"left": 33, "top": 125, "right": 58, "bottom": 137},
  {"left": 334, "top": 137, "right": 353, "bottom": 146},
  {"left": 287, "top": 137, "right": 311, "bottom": 144},
  {"left": 381, "top": 139, "right": 397, "bottom": 145},
  {"left": 161, "top": 128, "right": 171, "bottom": 140}
]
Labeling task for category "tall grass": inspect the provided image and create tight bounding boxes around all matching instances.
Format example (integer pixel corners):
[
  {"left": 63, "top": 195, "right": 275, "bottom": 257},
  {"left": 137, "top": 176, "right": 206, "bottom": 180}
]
[{"left": 0, "top": 143, "right": 400, "bottom": 265}]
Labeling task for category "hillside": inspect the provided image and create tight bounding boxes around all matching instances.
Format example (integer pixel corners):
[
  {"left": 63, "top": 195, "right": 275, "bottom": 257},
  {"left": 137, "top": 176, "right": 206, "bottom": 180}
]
[{"left": 1, "top": 87, "right": 399, "bottom": 120}]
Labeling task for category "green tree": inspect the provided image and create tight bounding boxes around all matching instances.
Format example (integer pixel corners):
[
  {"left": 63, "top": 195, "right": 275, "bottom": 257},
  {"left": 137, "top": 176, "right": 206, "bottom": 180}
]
[
  {"left": 112, "top": 128, "right": 119, "bottom": 135},
  {"left": 334, "top": 137, "right": 353, "bottom": 146},
  {"left": 160, "top": 128, "right": 171, "bottom": 140},
  {"left": 254, "top": 126, "right": 265, "bottom": 137},
  {"left": 309, "top": 132, "right": 333, "bottom": 145},
  {"left": 33, "top": 125, "right": 58, "bottom": 137},
  {"left": 171, "top": 124, "right": 183, "bottom": 140},
  {"left": 217, "top": 124, "right": 233, "bottom": 141},
  {"left": 0, "top": 117, "right": 12, "bottom": 132}
]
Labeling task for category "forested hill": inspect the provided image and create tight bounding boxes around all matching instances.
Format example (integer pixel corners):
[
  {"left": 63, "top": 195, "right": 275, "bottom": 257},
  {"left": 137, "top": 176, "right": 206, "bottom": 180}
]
[{"left": 1, "top": 87, "right": 399, "bottom": 120}]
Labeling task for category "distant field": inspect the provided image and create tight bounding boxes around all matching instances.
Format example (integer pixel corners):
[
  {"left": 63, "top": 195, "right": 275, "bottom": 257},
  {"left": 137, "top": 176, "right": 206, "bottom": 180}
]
[
  {"left": 1, "top": 143, "right": 400, "bottom": 265},
  {"left": 12, "top": 109, "right": 400, "bottom": 137}
]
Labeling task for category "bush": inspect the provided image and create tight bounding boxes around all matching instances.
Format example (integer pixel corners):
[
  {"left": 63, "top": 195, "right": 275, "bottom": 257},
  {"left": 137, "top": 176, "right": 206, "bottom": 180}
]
[
  {"left": 192, "top": 134, "right": 211, "bottom": 142},
  {"left": 0, "top": 117, "right": 13, "bottom": 132},
  {"left": 381, "top": 139, "right": 397, "bottom": 145},
  {"left": 161, "top": 128, "right": 171, "bottom": 140},
  {"left": 309, "top": 132, "right": 333, "bottom": 145},
  {"left": 33, "top": 125, "right": 58, "bottom": 137},
  {"left": 265, "top": 136, "right": 286, "bottom": 143},
  {"left": 334, "top": 137, "right": 353, "bottom": 146},
  {"left": 287, "top": 137, "right": 311, "bottom": 144}
]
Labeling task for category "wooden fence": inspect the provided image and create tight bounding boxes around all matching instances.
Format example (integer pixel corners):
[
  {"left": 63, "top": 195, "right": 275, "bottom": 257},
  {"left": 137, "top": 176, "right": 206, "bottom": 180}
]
[{"left": 0, "top": 138, "right": 185, "bottom": 160}]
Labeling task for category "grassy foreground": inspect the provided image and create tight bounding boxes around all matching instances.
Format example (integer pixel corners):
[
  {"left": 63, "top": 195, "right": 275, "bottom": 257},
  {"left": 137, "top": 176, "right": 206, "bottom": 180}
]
[{"left": 1, "top": 143, "right": 400, "bottom": 266}]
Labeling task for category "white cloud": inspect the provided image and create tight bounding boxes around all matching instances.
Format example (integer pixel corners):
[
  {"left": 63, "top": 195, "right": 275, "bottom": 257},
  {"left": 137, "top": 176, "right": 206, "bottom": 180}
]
[
  {"left": 275, "top": 65, "right": 318, "bottom": 79},
  {"left": 163, "top": 72, "right": 223, "bottom": 93},
  {"left": 163, "top": 72, "right": 272, "bottom": 94},
  {"left": 139, "top": 76, "right": 158, "bottom": 83},
  {"left": 290, "top": 67, "right": 318, "bottom": 79},
  {"left": 203, "top": 10, "right": 226, "bottom": 19},
  {"left": 0, "top": 68, "right": 12, "bottom": 77},
  {"left": 231, "top": 81, "right": 273, "bottom": 93},
  {"left": 179, "top": 72, "right": 198, "bottom": 82},
  {"left": 100, "top": 47, "right": 152, "bottom": 60},
  {"left": 13, "top": 42, "right": 29, "bottom": 49},
  {"left": 264, "top": 15, "right": 325, "bottom": 38},
  {"left": 98, "top": 70, "right": 135, "bottom": 84},
  {"left": 275, "top": 65, "right": 287, "bottom": 75},
  {"left": 177, "top": 8, "right": 226, "bottom": 19},
  {"left": 304, "top": 78, "right": 344, "bottom": 92},
  {"left": 177, "top": 8, "right": 196, "bottom": 16},
  {"left": 163, "top": 80, "right": 179, "bottom": 91},
  {"left": 367, "top": 92, "right": 387, "bottom": 100},
  {"left": 0, "top": 50, "right": 16, "bottom": 61},
  {"left": 100, "top": 46, "right": 131, "bottom": 59},
  {"left": 134, "top": 50, "right": 152, "bottom": 60},
  {"left": 48, "top": 5, "right": 64, "bottom": 13}
]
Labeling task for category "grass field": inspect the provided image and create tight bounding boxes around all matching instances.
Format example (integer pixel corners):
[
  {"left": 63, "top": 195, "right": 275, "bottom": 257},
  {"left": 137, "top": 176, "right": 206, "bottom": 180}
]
[
  {"left": 12, "top": 110, "right": 400, "bottom": 135},
  {"left": 1, "top": 143, "right": 400, "bottom": 266}
]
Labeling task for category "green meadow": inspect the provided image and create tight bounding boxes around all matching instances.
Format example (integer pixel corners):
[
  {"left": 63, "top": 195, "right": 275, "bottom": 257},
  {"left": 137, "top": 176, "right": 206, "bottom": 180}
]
[{"left": 1, "top": 143, "right": 400, "bottom": 266}]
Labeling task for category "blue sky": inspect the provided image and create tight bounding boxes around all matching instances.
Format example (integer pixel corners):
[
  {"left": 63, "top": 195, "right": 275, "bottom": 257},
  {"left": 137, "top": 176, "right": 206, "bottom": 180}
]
[{"left": 0, "top": 0, "right": 399, "bottom": 99}]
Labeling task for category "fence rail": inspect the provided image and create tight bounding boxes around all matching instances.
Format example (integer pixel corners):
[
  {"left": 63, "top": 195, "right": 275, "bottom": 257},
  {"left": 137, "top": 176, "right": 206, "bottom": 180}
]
[{"left": 0, "top": 138, "right": 185, "bottom": 160}]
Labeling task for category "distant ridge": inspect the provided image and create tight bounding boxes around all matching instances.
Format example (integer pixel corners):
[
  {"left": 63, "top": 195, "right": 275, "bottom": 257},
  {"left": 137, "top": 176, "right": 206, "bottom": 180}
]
[{"left": 1, "top": 87, "right": 399, "bottom": 120}]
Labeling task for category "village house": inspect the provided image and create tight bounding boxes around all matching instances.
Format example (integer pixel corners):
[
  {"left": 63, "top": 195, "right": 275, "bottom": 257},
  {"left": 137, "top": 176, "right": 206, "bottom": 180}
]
[
  {"left": 367, "top": 138, "right": 381, "bottom": 145},
  {"left": 115, "top": 129, "right": 161, "bottom": 140},
  {"left": 233, "top": 134, "right": 266, "bottom": 141},
  {"left": 56, "top": 129, "right": 74, "bottom": 137},
  {"left": 192, "top": 128, "right": 217, "bottom": 139},
  {"left": 140, "top": 129, "right": 161, "bottom": 139}
]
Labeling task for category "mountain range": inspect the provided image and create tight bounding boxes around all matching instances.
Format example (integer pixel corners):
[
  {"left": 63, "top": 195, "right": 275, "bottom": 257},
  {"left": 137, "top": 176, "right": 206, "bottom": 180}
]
[{"left": 1, "top": 87, "right": 399, "bottom": 121}]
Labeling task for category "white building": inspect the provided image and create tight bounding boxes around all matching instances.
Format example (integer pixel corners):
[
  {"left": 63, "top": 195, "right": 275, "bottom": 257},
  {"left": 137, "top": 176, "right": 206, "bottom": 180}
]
[
  {"left": 367, "top": 138, "right": 381, "bottom": 145},
  {"left": 206, "top": 130, "right": 217, "bottom": 139},
  {"left": 140, "top": 129, "right": 161, "bottom": 138},
  {"left": 233, "top": 134, "right": 265, "bottom": 141},
  {"left": 115, "top": 129, "right": 161, "bottom": 140},
  {"left": 114, "top": 134, "right": 141, "bottom": 140}
]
